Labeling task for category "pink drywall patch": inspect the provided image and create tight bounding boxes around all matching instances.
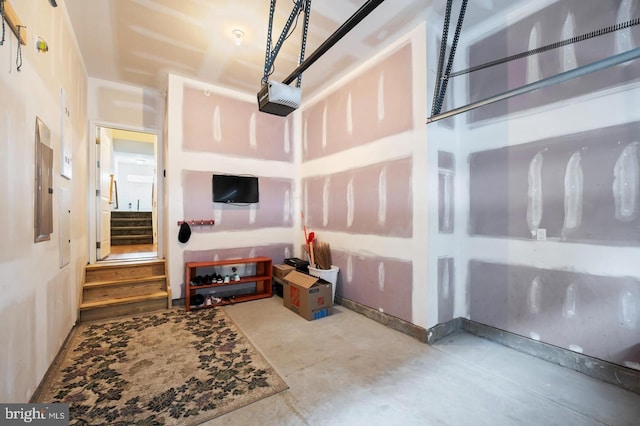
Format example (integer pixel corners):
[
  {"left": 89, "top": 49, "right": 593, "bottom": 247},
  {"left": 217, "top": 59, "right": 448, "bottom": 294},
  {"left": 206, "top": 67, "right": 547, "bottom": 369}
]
[
  {"left": 182, "top": 86, "right": 293, "bottom": 162},
  {"left": 183, "top": 170, "right": 294, "bottom": 231},
  {"left": 333, "top": 249, "right": 413, "bottom": 322},
  {"left": 302, "top": 43, "right": 413, "bottom": 160},
  {"left": 303, "top": 157, "right": 413, "bottom": 237}
]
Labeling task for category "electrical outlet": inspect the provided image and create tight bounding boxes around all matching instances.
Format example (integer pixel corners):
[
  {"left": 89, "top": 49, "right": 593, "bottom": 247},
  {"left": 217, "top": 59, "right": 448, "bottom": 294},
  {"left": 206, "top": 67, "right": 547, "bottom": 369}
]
[{"left": 536, "top": 228, "right": 547, "bottom": 241}]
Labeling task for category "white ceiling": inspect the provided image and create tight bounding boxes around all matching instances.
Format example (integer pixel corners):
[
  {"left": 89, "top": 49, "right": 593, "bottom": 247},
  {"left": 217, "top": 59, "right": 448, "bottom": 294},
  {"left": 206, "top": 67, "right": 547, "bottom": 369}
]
[{"left": 64, "top": 0, "right": 531, "bottom": 97}]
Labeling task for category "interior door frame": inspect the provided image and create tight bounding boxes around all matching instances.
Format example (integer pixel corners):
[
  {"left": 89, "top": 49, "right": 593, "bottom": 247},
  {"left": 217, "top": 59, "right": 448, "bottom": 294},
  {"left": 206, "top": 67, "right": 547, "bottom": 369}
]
[
  {"left": 88, "top": 120, "right": 164, "bottom": 264},
  {"left": 97, "top": 126, "right": 113, "bottom": 260}
]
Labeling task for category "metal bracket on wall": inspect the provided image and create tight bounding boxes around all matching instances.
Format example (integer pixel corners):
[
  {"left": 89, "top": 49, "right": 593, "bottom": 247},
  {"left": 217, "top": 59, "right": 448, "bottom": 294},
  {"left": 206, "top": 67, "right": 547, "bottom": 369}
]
[
  {"left": 1, "top": 0, "right": 27, "bottom": 45},
  {"left": 261, "top": 0, "right": 389, "bottom": 88},
  {"left": 261, "top": 0, "right": 311, "bottom": 88},
  {"left": 177, "top": 220, "right": 215, "bottom": 226},
  {"left": 431, "top": 0, "right": 468, "bottom": 117},
  {"left": 281, "top": 0, "right": 386, "bottom": 86}
]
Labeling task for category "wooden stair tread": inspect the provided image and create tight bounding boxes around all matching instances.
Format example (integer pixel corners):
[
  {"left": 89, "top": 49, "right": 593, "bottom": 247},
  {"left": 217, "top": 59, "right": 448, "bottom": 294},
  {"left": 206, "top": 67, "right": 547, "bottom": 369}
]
[
  {"left": 112, "top": 216, "right": 151, "bottom": 219},
  {"left": 83, "top": 275, "right": 167, "bottom": 288},
  {"left": 111, "top": 216, "right": 151, "bottom": 220},
  {"left": 86, "top": 259, "right": 165, "bottom": 270},
  {"left": 111, "top": 225, "right": 153, "bottom": 230},
  {"left": 81, "top": 259, "right": 170, "bottom": 321},
  {"left": 111, "top": 213, "right": 152, "bottom": 217},
  {"left": 111, "top": 239, "right": 154, "bottom": 246},
  {"left": 80, "top": 291, "right": 169, "bottom": 309}
]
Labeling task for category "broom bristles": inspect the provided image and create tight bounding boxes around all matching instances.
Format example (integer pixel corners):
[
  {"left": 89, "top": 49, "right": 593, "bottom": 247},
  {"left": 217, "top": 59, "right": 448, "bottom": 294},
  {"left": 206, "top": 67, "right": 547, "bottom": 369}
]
[{"left": 313, "top": 241, "right": 332, "bottom": 269}]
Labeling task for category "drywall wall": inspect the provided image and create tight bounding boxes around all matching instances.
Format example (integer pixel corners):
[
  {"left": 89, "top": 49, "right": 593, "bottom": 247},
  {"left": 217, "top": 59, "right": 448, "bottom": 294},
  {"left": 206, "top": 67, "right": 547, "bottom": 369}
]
[
  {"left": 182, "top": 87, "right": 293, "bottom": 161},
  {"left": 0, "top": 1, "right": 88, "bottom": 402},
  {"left": 467, "top": 0, "right": 640, "bottom": 124},
  {"left": 86, "top": 77, "right": 165, "bottom": 261},
  {"left": 302, "top": 45, "right": 414, "bottom": 161},
  {"left": 426, "top": 10, "right": 466, "bottom": 328},
  {"left": 302, "top": 157, "right": 413, "bottom": 237},
  {"left": 164, "top": 24, "right": 429, "bottom": 327},
  {"left": 165, "top": 76, "right": 297, "bottom": 299},
  {"left": 87, "top": 78, "right": 164, "bottom": 131},
  {"left": 183, "top": 171, "right": 294, "bottom": 231},
  {"left": 469, "top": 261, "right": 640, "bottom": 368},
  {"left": 300, "top": 24, "right": 428, "bottom": 326},
  {"left": 452, "top": 0, "right": 640, "bottom": 369},
  {"left": 469, "top": 123, "right": 640, "bottom": 244},
  {"left": 437, "top": 256, "right": 455, "bottom": 324}
]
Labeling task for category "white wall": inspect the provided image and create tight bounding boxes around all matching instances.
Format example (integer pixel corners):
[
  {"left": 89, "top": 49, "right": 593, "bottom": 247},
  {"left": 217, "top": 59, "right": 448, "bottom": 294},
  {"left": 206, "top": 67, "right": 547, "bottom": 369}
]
[
  {"left": 165, "top": 22, "right": 430, "bottom": 328},
  {"left": 87, "top": 77, "right": 165, "bottom": 131},
  {"left": 0, "top": 0, "right": 88, "bottom": 402},
  {"left": 455, "top": 0, "right": 640, "bottom": 314},
  {"left": 86, "top": 77, "right": 165, "bottom": 261},
  {"left": 165, "top": 75, "right": 297, "bottom": 300},
  {"left": 458, "top": 83, "right": 640, "bottom": 300},
  {"left": 300, "top": 23, "right": 429, "bottom": 327},
  {"left": 116, "top": 162, "right": 155, "bottom": 211},
  {"left": 432, "top": 0, "right": 640, "bottom": 367},
  {"left": 425, "top": 17, "right": 461, "bottom": 332}
]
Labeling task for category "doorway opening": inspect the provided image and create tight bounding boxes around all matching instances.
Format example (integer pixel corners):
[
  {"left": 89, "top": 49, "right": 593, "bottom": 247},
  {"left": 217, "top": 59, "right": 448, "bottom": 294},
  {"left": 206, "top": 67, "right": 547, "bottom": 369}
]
[{"left": 94, "top": 125, "right": 159, "bottom": 262}]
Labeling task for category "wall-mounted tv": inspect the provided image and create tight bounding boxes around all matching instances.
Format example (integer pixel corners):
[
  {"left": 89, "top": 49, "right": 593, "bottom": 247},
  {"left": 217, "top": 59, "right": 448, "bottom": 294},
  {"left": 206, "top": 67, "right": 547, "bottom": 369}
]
[{"left": 212, "top": 174, "right": 259, "bottom": 204}]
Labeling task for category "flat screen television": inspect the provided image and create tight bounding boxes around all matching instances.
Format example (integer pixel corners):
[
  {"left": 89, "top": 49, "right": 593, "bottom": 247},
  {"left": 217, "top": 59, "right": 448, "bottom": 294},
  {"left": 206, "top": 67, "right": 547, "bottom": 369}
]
[{"left": 212, "top": 174, "right": 259, "bottom": 203}]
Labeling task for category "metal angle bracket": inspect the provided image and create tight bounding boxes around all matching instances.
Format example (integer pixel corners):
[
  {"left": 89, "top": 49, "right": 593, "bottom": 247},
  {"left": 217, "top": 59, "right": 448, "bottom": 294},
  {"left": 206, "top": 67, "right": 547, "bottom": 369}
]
[
  {"left": 262, "top": 0, "right": 312, "bottom": 88},
  {"left": 282, "top": 0, "right": 386, "bottom": 86},
  {"left": 431, "top": 0, "right": 468, "bottom": 117}
]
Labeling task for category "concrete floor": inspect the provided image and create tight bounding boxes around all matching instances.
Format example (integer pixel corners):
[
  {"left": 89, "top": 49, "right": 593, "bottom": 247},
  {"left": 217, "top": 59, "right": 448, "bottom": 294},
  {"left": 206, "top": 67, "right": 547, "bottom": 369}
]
[{"left": 208, "top": 297, "right": 640, "bottom": 426}]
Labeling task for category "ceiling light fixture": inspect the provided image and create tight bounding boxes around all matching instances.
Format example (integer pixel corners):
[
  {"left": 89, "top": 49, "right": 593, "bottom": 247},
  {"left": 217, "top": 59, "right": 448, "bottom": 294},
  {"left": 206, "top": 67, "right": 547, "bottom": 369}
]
[{"left": 232, "top": 29, "right": 244, "bottom": 46}]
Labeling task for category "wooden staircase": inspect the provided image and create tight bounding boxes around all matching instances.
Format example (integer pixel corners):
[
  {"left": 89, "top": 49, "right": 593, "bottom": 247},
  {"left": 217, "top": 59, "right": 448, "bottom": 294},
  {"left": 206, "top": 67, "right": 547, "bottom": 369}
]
[
  {"left": 80, "top": 259, "right": 171, "bottom": 322},
  {"left": 111, "top": 211, "right": 153, "bottom": 245}
]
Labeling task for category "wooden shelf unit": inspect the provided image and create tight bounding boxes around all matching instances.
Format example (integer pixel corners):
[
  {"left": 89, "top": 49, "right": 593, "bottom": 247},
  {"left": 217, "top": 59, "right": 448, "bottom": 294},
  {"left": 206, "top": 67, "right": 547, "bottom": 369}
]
[{"left": 185, "top": 256, "right": 272, "bottom": 311}]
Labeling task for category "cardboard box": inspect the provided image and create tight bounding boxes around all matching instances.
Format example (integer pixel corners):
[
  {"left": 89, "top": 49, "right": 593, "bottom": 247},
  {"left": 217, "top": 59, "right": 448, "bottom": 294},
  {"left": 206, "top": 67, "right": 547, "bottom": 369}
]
[
  {"left": 283, "top": 271, "right": 332, "bottom": 321},
  {"left": 272, "top": 263, "right": 295, "bottom": 280}
]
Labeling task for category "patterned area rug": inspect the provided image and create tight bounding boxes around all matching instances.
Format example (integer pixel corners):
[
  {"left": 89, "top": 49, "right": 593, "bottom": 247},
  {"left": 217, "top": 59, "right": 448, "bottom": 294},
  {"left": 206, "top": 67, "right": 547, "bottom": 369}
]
[{"left": 35, "top": 308, "right": 288, "bottom": 425}]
